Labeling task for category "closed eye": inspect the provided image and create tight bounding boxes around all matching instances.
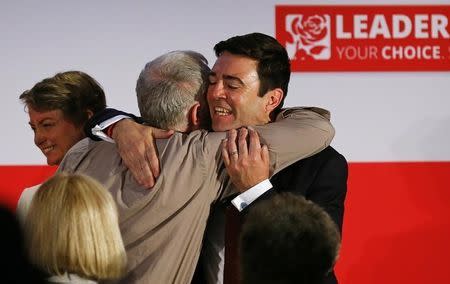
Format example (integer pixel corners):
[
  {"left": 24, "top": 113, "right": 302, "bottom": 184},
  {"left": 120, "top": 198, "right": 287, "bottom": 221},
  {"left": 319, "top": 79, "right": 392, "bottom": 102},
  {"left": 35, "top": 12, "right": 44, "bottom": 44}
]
[
  {"left": 42, "top": 122, "right": 55, "bottom": 128},
  {"left": 227, "top": 84, "right": 239, "bottom": 90}
]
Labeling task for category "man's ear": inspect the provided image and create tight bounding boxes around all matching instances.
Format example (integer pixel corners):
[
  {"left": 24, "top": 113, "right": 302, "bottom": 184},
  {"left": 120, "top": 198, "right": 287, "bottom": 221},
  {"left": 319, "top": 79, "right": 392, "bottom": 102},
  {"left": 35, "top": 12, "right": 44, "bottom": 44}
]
[
  {"left": 189, "top": 102, "right": 201, "bottom": 128},
  {"left": 86, "top": 109, "right": 94, "bottom": 119},
  {"left": 265, "top": 88, "right": 284, "bottom": 114}
]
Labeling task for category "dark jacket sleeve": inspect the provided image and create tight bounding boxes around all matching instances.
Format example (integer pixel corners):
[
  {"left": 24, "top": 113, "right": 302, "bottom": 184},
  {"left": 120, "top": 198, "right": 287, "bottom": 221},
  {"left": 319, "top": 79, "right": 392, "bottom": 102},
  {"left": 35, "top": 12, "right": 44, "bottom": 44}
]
[
  {"left": 267, "top": 147, "right": 347, "bottom": 284},
  {"left": 83, "top": 108, "right": 144, "bottom": 141},
  {"left": 303, "top": 150, "right": 348, "bottom": 233},
  {"left": 269, "top": 146, "right": 348, "bottom": 233}
]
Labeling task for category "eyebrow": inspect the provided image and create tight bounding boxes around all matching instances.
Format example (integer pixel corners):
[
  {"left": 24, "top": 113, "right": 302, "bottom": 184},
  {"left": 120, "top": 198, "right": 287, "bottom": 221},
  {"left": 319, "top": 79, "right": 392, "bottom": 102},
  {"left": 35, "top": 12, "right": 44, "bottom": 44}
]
[
  {"left": 223, "top": 75, "right": 244, "bottom": 85},
  {"left": 28, "top": 117, "right": 56, "bottom": 126},
  {"left": 209, "top": 72, "right": 245, "bottom": 85}
]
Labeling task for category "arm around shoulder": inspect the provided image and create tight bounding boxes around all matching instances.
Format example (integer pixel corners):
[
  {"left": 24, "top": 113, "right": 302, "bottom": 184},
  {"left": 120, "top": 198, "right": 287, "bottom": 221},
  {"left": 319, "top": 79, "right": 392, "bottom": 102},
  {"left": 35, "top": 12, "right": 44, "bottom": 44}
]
[{"left": 254, "top": 107, "right": 335, "bottom": 175}]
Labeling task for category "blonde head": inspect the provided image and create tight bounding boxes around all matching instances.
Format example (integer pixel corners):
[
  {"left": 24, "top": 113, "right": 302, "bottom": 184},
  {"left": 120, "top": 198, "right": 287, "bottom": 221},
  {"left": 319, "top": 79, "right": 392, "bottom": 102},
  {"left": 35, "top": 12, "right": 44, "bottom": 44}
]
[{"left": 25, "top": 173, "right": 126, "bottom": 280}]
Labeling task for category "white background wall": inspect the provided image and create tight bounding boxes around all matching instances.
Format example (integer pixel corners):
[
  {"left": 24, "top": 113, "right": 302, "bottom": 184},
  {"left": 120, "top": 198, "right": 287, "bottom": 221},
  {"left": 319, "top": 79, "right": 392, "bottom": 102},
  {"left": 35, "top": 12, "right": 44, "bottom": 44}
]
[{"left": 2, "top": 0, "right": 449, "bottom": 164}]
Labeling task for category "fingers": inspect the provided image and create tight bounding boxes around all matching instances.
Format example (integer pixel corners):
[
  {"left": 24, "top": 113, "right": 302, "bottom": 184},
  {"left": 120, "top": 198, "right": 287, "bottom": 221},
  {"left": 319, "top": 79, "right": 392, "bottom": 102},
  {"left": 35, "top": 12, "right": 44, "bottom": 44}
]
[
  {"left": 127, "top": 146, "right": 155, "bottom": 188},
  {"left": 135, "top": 125, "right": 170, "bottom": 187},
  {"left": 122, "top": 151, "right": 155, "bottom": 188},
  {"left": 140, "top": 126, "right": 170, "bottom": 185},
  {"left": 248, "top": 127, "right": 261, "bottom": 157},
  {"left": 136, "top": 125, "right": 158, "bottom": 188},
  {"left": 261, "top": 144, "right": 269, "bottom": 165},
  {"left": 227, "top": 129, "right": 239, "bottom": 162},
  {"left": 238, "top": 128, "right": 249, "bottom": 158},
  {"left": 146, "top": 152, "right": 160, "bottom": 179},
  {"left": 223, "top": 127, "right": 265, "bottom": 164},
  {"left": 222, "top": 139, "right": 230, "bottom": 168},
  {"left": 144, "top": 132, "right": 160, "bottom": 179},
  {"left": 225, "top": 128, "right": 249, "bottom": 161},
  {"left": 136, "top": 161, "right": 155, "bottom": 188},
  {"left": 113, "top": 121, "right": 164, "bottom": 189},
  {"left": 222, "top": 128, "right": 270, "bottom": 192}
]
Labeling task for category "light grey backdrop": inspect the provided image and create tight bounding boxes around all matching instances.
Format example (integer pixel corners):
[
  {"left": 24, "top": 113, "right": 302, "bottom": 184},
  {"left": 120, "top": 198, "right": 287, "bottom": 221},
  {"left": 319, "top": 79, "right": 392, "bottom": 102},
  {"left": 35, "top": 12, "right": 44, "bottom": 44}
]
[{"left": 2, "top": 0, "right": 449, "bottom": 164}]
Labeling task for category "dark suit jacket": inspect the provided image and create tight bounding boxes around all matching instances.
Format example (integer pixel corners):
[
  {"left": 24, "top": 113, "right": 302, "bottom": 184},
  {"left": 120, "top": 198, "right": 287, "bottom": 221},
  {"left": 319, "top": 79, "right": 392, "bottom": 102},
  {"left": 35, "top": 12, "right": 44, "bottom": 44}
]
[
  {"left": 270, "top": 145, "right": 348, "bottom": 284},
  {"left": 193, "top": 146, "right": 347, "bottom": 284}
]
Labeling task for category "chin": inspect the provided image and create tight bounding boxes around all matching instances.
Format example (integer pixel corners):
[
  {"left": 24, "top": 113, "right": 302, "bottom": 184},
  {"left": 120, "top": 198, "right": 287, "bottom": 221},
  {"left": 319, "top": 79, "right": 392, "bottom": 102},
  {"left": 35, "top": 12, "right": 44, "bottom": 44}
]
[
  {"left": 212, "top": 124, "right": 229, "bottom": 132},
  {"left": 46, "top": 157, "right": 61, "bottom": 166}
]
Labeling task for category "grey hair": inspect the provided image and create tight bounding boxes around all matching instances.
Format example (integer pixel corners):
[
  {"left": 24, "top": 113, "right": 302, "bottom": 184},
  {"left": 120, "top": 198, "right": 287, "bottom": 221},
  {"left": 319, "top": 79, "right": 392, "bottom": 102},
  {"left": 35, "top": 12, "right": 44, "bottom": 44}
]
[{"left": 136, "top": 50, "right": 210, "bottom": 130}]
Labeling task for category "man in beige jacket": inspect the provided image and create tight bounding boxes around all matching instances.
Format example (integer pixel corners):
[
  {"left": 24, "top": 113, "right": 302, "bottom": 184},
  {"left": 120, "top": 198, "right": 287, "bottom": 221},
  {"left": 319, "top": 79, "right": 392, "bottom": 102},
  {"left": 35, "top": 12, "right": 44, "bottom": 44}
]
[{"left": 58, "top": 50, "right": 334, "bottom": 283}]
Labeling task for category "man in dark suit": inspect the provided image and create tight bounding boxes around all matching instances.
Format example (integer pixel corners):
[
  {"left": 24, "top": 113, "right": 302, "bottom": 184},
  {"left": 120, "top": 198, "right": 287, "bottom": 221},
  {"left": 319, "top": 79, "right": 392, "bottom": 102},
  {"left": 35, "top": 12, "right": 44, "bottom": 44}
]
[{"left": 202, "top": 33, "right": 347, "bottom": 284}]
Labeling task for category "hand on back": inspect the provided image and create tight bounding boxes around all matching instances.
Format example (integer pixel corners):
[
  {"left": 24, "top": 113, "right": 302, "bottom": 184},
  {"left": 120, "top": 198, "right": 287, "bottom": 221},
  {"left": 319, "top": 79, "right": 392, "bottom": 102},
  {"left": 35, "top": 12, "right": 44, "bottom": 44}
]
[{"left": 112, "top": 119, "right": 173, "bottom": 188}]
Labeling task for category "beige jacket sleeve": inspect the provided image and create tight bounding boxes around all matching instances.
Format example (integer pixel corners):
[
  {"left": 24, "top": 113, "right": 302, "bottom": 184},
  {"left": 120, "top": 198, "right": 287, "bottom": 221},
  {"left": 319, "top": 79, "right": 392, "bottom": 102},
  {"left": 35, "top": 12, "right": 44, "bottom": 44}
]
[
  {"left": 255, "top": 106, "right": 334, "bottom": 175},
  {"left": 202, "top": 106, "right": 334, "bottom": 200}
]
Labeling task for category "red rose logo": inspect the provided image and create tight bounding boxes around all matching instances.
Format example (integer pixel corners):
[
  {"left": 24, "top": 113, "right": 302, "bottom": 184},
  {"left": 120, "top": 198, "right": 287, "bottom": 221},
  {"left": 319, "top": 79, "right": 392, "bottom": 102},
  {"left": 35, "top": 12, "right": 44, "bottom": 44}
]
[
  {"left": 292, "top": 15, "right": 328, "bottom": 45},
  {"left": 288, "top": 14, "right": 330, "bottom": 60}
]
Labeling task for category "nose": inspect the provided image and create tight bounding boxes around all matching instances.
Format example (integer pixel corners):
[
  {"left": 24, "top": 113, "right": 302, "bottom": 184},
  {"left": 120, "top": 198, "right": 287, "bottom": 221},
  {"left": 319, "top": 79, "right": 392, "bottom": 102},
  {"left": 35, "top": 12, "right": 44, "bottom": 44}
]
[
  {"left": 208, "top": 81, "right": 226, "bottom": 100},
  {"left": 34, "top": 128, "right": 45, "bottom": 146}
]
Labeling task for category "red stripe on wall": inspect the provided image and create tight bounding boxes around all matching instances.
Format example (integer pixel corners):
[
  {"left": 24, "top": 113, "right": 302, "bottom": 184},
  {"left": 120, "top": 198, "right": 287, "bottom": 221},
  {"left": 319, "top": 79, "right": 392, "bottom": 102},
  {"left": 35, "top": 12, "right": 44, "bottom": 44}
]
[
  {"left": 0, "top": 165, "right": 56, "bottom": 211},
  {"left": 1, "top": 162, "right": 449, "bottom": 283},
  {"left": 336, "top": 162, "right": 450, "bottom": 283}
]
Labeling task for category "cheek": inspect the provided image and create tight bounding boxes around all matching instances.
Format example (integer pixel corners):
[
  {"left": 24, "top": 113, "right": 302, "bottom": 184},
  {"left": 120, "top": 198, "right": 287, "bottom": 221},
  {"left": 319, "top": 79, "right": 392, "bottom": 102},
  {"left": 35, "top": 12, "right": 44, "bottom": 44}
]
[
  {"left": 206, "top": 90, "right": 213, "bottom": 101},
  {"left": 55, "top": 125, "right": 83, "bottom": 148},
  {"left": 229, "top": 94, "right": 245, "bottom": 111},
  {"left": 61, "top": 136, "right": 77, "bottom": 148},
  {"left": 64, "top": 131, "right": 83, "bottom": 147},
  {"left": 55, "top": 136, "right": 79, "bottom": 160}
]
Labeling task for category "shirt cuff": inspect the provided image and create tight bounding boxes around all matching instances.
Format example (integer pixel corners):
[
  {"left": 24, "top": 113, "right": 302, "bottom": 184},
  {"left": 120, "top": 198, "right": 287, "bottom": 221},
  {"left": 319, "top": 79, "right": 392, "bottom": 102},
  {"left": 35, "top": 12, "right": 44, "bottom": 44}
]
[
  {"left": 90, "top": 115, "right": 131, "bottom": 143},
  {"left": 231, "top": 179, "right": 273, "bottom": 212}
]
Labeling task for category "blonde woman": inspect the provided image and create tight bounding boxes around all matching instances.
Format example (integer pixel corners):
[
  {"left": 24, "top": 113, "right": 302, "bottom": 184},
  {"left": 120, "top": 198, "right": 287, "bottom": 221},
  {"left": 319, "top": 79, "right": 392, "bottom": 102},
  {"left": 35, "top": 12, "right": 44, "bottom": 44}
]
[{"left": 25, "top": 173, "right": 126, "bottom": 283}]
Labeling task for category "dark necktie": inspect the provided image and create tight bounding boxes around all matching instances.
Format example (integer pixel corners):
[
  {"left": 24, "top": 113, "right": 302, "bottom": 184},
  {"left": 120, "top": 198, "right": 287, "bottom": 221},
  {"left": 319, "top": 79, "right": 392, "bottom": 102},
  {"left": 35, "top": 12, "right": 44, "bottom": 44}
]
[{"left": 224, "top": 204, "right": 242, "bottom": 284}]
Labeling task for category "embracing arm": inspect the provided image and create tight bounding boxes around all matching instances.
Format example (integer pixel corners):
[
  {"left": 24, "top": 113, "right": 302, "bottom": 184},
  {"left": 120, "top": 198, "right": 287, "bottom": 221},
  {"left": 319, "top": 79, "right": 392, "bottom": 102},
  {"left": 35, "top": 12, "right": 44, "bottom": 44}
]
[
  {"left": 218, "top": 107, "right": 334, "bottom": 207},
  {"left": 255, "top": 107, "right": 334, "bottom": 175},
  {"left": 84, "top": 108, "right": 143, "bottom": 141},
  {"left": 84, "top": 108, "right": 173, "bottom": 188}
]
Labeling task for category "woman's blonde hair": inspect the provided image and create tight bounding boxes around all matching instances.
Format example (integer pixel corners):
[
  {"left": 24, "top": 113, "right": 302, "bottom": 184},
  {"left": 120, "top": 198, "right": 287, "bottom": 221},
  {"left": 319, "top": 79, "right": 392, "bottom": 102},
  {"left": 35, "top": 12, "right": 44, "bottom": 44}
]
[{"left": 25, "top": 173, "right": 126, "bottom": 280}]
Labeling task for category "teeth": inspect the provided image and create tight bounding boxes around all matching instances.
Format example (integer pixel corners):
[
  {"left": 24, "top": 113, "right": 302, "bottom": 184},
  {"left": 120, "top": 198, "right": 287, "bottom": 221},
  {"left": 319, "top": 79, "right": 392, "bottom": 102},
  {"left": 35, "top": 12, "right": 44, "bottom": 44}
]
[
  {"left": 42, "top": 146, "right": 54, "bottom": 154},
  {"left": 214, "top": 107, "right": 231, "bottom": 116}
]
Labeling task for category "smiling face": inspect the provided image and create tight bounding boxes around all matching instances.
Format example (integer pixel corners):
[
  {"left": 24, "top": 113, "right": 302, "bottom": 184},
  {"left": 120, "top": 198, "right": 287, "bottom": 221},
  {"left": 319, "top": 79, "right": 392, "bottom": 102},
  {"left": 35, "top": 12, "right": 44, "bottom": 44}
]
[
  {"left": 28, "top": 107, "right": 85, "bottom": 165},
  {"left": 206, "top": 52, "right": 273, "bottom": 132}
]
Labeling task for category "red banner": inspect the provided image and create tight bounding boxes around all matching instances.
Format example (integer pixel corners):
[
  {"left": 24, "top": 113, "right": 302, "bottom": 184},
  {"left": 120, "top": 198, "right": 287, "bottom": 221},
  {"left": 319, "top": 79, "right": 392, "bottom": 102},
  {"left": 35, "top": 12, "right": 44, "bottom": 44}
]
[{"left": 276, "top": 5, "right": 450, "bottom": 71}]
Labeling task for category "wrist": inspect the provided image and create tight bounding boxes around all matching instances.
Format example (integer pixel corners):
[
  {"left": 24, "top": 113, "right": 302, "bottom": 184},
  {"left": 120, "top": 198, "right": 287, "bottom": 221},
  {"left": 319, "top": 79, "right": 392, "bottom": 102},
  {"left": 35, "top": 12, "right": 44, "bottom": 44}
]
[
  {"left": 106, "top": 123, "right": 116, "bottom": 138},
  {"left": 232, "top": 179, "right": 273, "bottom": 211}
]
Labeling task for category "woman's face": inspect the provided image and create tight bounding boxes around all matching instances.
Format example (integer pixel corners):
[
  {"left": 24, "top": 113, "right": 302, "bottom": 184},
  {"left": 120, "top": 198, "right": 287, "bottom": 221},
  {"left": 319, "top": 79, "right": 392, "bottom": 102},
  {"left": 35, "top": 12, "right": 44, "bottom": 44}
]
[{"left": 28, "top": 107, "right": 85, "bottom": 165}]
